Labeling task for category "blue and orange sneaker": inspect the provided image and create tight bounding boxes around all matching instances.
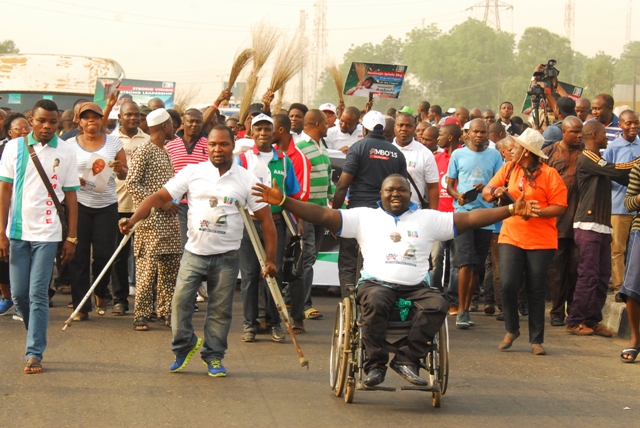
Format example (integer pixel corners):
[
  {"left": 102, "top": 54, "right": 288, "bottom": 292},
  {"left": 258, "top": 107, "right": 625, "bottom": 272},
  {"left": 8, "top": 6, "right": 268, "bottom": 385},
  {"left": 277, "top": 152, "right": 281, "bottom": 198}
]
[
  {"left": 0, "top": 298, "right": 14, "bottom": 316},
  {"left": 169, "top": 338, "right": 203, "bottom": 372}
]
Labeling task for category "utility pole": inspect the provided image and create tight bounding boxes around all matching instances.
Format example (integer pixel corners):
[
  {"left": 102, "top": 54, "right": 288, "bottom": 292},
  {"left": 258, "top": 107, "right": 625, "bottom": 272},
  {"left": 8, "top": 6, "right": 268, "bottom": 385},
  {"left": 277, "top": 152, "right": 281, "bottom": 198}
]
[
  {"left": 565, "top": 0, "right": 575, "bottom": 49},
  {"left": 297, "top": 10, "right": 308, "bottom": 103},
  {"left": 312, "top": 0, "right": 328, "bottom": 104},
  {"left": 626, "top": 0, "right": 633, "bottom": 43},
  {"left": 466, "top": 0, "right": 513, "bottom": 31},
  {"left": 633, "top": 56, "right": 638, "bottom": 111}
]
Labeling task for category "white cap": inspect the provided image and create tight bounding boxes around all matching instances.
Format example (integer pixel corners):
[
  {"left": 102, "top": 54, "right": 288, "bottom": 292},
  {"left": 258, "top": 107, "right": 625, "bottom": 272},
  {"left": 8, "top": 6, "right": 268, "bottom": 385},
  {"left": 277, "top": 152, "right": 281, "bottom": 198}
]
[
  {"left": 446, "top": 107, "right": 456, "bottom": 114},
  {"left": 146, "top": 108, "right": 170, "bottom": 127},
  {"left": 319, "top": 103, "right": 337, "bottom": 114},
  {"left": 463, "top": 121, "right": 470, "bottom": 130},
  {"left": 251, "top": 113, "right": 274, "bottom": 127},
  {"left": 362, "top": 110, "right": 386, "bottom": 132}
]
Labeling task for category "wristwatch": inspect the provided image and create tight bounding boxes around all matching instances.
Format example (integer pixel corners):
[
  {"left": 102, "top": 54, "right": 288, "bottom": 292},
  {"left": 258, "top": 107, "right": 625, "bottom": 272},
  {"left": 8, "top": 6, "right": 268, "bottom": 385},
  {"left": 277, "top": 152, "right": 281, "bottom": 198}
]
[{"left": 66, "top": 237, "right": 78, "bottom": 245}]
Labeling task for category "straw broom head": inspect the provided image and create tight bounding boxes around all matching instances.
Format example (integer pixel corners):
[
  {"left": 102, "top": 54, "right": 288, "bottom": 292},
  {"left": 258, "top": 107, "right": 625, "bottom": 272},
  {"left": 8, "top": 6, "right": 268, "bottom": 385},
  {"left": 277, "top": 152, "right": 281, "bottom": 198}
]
[
  {"left": 269, "top": 35, "right": 304, "bottom": 93},
  {"left": 274, "top": 86, "right": 285, "bottom": 113},
  {"left": 327, "top": 60, "right": 344, "bottom": 103},
  {"left": 355, "top": 62, "right": 368, "bottom": 82},
  {"left": 228, "top": 48, "right": 254, "bottom": 89},
  {"left": 252, "top": 22, "right": 281, "bottom": 73},
  {"left": 239, "top": 73, "right": 260, "bottom": 124}
]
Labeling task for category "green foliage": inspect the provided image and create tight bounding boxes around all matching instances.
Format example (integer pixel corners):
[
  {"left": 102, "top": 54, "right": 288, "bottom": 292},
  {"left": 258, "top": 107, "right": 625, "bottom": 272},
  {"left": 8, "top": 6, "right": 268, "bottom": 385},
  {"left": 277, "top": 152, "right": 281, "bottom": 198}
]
[
  {"left": 0, "top": 39, "right": 19, "bottom": 54},
  {"left": 615, "top": 41, "right": 640, "bottom": 85},
  {"left": 581, "top": 52, "right": 616, "bottom": 99}
]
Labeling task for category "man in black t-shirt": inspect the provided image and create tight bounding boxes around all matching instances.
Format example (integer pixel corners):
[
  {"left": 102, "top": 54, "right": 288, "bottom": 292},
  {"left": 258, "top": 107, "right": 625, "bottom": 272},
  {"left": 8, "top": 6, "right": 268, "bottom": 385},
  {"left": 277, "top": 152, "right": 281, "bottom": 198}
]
[{"left": 332, "top": 110, "right": 408, "bottom": 297}]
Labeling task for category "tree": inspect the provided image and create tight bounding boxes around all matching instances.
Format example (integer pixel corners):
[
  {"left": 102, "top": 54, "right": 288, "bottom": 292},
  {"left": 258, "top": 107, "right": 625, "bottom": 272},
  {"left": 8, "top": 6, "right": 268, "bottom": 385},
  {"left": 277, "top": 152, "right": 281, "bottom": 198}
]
[
  {"left": 0, "top": 40, "right": 19, "bottom": 54},
  {"left": 615, "top": 41, "right": 640, "bottom": 85},
  {"left": 581, "top": 52, "right": 616, "bottom": 99}
]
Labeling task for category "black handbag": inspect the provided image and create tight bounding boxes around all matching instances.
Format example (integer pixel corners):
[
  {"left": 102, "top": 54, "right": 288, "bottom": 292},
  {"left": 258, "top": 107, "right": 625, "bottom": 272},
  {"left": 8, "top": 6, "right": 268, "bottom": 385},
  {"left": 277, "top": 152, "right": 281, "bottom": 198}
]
[
  {"left": 495, "top": 162, "right": 517, "bottom": 207},
  {"left": 281, "top": 211, "right": 304, "bottom": 282}
]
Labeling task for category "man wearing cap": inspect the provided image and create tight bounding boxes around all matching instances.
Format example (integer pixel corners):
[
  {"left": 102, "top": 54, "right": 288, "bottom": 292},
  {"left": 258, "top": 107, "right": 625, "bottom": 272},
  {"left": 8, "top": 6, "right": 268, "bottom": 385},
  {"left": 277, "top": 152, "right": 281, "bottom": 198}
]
[
  {"left": 125, "top": 109, "right": 181, "bottom": 330},
  {"left": 234, "top": 105, "right": 267, "bottom": 155},
  {"left": 320, "top": 103, "right": 338, "bottom": 129},
  {"left": 111, "top": 101, "right": 149, "bottom": 316},
  {"left": 60, "top": 98, "right": 90, "bottom": 140},
  {"left": 393, "top": 113, "right": 439, "bottom": 210},
  {"left": 325, "top": 106, "right": 363, "bottom": 153},
  {"left": 332, "top": 110, "right": 408, "bottom": 298},
  {"left": 166, "top": 109, "right": 209, "bottom": 248},
  {"left": 237, "top": 114, "right": 301, "bottom": 342},
  {"left": 120, "top": 123, "right": 277, "bottom": 377},
  {"left": 603, "top": 110, "right": 640, "bottom": 300},
  {"left": 139, "top": 105, "right": 152, "bottom": 134},
  {"left": 0, "top": 100, "right": 80, "bottom": 373},
  {"left": 541, "top": 97, "right": 577, "bottom": 149}
]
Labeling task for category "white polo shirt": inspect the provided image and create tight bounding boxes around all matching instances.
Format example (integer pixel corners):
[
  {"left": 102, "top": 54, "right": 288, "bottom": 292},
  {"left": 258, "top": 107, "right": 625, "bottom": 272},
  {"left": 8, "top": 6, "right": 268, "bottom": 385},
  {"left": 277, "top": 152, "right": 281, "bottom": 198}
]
[
  {"left": 392, "top": 138, "right": 439, "bottom": 205},
  {"left": 164, "top": 160, "right": 266, "bottom": 256},
  {"left": 338, "top": 205, "right": 455, "bottom": 285},
  {"left": 325, "top": 124, "right": 364, "bottom": 150},
  {"left": 0, "top": 133, "right": 81, "bottom": 242}
]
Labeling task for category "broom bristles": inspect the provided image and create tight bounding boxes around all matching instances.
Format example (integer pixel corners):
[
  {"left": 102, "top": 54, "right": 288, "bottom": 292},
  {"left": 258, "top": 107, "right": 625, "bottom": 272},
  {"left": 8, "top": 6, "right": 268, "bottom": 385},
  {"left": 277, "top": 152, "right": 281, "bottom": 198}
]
[
  {"left": 327, "top": 61, "right": 344, "bottom": 103},
  {"left": 355, "top": 62, "right": 367, "bottom": 82},
  {"left": 228, "top": 48, "right": 254, "bottom": 90},
  {"left": 269, "top": 34, "right": 304, "bottom": 93},
  {"left": 274, "top": 86, "right": 285, "bottom": 113},
  {"left": 239, "top": 73, "right": 260, "bottom": 124},
  {"left": 252, "top": 22, "right": 280, "bottom": 73}
]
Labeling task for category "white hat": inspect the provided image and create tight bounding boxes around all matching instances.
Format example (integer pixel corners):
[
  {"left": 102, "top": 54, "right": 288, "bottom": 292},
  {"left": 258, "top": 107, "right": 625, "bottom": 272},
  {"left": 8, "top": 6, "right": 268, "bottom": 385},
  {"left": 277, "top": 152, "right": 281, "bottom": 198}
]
[
  {"left": 463, "top": 121, "right": 470, "bottom": 130},
  {"left": 446, "top": 107, "right": 456, "bottom": 114},
  {"left": 362, "top": 110, "right": 385, "bottom": 132},
  {"left": 319, "top": 103, "right": 337, "bottom": 114},
  {"left": 251, "top": 113, "right": 274, "bottom": 127},
  {"left": 146, "top": 108, "right": 170, "bottom": 127},
  {"left": 514, "top": 128, "right": 548, "bottom": 159}
]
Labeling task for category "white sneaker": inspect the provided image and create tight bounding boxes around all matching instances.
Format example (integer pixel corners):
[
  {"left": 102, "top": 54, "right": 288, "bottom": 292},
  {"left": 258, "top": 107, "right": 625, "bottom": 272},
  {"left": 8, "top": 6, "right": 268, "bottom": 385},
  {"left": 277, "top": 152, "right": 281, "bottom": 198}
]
[
  {"left": 196, "top": 294, "right": 205, "bottom": 302},
  {"left": 197, "top": 281, "right": 208, "bottom": 300},
  {"left": 12, "top": 308, "right": 23, "bottom": 322},
  {"left": 129, "top": 286, "right": 136, "bottom": 296}
]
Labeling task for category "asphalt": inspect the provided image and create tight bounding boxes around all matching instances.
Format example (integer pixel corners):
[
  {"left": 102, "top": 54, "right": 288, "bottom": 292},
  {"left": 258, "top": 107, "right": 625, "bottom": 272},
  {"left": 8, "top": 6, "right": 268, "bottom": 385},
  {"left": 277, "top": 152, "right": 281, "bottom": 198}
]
[{"left": 1, "top": 289, "right": 639, "bottom": 428}]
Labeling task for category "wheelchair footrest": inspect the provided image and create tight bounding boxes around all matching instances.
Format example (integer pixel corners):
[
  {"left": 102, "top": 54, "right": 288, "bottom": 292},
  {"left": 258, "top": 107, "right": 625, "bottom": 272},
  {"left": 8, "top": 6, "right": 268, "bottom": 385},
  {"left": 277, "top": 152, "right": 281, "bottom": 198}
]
[
  {"left": 356, "top": 383, "right": 397, "bottom": 392},
  {"left": 400, "top": 384, "right": 441, "bottom": 392}
]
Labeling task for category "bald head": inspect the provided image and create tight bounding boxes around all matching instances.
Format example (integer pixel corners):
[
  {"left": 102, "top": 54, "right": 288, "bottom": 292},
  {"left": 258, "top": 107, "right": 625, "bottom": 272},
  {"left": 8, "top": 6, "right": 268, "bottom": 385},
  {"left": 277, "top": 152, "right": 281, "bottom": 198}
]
[
  {"left": 562, "top": 116, "right": 583, "bottom": 131},
  {"left": 469, "top": 108, "right": 482, "bottom": 120},
  {"left": 340, "top": 107, "right": 361, "bottom": 134},
  {"left": 488, "top": 122, "right": 506, "bottom": 142},
  {"left": 148, "top": 98, "right": 165, "bottom": 110},
  {"left": 574, "top": 98, "right": 591, "bottom": 122},
  {"left": 582, "top": 120, "right": 607, "bottom": 150},
  {"left": 303, "top": 109, "right": 328, "bottom": 140},
  {"left": 455, "top": 107, "right": 470, "bottom": 126},
  {"left": 304, "top": 109, "right": 327, "bottom": 126},
  {"left": 0, "top": 109, "right": 7, "bottom": 119}
]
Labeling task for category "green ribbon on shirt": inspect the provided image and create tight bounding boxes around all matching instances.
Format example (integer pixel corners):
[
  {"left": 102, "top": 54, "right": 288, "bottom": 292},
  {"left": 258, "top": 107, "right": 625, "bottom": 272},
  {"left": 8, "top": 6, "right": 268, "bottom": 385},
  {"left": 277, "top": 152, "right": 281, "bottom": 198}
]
[{"left": 395, "top": 298, "right": 412, "bottom": 321}]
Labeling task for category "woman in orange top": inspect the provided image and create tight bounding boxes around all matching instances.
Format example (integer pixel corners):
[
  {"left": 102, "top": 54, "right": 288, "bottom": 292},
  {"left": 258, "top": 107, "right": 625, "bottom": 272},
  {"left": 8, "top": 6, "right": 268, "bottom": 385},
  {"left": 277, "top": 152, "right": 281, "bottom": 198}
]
[{"left": 483, "top": 128, "right": 567, "bottom": 356}]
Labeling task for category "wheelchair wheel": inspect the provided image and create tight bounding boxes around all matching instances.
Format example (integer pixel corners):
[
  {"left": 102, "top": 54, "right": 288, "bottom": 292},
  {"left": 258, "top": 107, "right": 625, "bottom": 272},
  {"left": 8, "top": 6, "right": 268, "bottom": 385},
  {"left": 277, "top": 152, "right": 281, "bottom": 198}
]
[
  {"left": 344, "top": 377, "right": 355, "bottom": 403},
  {"left": 329, "top": 298, "right": 352, "bottom": 397},
  {"left": 440, "top": 320, "right": 449, "bottom": 395}
]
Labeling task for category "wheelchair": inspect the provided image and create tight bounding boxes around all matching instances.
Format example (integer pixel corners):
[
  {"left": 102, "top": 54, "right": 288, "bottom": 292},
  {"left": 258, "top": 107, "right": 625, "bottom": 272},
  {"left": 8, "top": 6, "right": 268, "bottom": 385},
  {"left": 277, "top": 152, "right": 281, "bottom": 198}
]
[{"left": 329, "top": 294, "right": 449, "bottom": 407}]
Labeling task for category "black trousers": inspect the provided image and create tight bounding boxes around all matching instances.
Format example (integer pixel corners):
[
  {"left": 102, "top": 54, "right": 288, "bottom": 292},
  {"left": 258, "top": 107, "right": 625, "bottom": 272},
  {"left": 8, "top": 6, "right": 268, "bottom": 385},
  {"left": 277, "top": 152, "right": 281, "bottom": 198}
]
[
  {"left": 548, "top": 238, "right": 579, "bottom": 321},
  {"left": 338, "top": 237, "right": 359, "bottom": 299},
  {"left": 110, "top": 212, "right": 133, "bottom": 309},
  {"left": 70, "top": 202, "right": 119, "bottom": 314},
  {"left": 357, "top": 280, "right": 448, "bottom": 373}
]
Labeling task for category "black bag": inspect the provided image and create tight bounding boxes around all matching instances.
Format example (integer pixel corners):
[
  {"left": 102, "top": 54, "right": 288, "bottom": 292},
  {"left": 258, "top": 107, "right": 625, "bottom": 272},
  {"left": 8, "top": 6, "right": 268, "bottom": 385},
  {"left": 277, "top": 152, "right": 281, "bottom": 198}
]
[
  {"left": 406, "top": 173, "right": 429, "bottom": 209},
  {"left": 281, "top": 211, "right": 304, "bottom": 282},
  {"left": 495, "top": 162, "right": 517, "bottom": 207}
]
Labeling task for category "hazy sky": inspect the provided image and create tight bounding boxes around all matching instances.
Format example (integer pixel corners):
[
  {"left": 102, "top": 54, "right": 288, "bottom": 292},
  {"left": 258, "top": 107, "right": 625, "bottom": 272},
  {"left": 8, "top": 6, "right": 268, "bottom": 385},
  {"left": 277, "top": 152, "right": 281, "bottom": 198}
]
[{"left": 2, "top": 0, "right": 638, "bottom": 105}]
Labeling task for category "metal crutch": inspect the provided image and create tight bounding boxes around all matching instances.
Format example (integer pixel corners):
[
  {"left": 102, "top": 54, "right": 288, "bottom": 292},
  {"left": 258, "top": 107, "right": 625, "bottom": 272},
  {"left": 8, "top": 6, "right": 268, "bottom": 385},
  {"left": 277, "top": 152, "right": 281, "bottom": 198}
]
[
  {"left": 236, "top": 201, "right": 309, "bottom": 368},
  {"left": 63, "top": 209, "right": 152, "bottom": 330}
]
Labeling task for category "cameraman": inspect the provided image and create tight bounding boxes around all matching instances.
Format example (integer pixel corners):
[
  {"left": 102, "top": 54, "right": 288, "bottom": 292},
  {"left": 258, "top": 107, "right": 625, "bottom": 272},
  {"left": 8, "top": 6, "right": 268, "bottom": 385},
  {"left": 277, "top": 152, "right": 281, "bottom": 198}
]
[{"left": 542, "top": 97, "right": 577, "bottom": 149}]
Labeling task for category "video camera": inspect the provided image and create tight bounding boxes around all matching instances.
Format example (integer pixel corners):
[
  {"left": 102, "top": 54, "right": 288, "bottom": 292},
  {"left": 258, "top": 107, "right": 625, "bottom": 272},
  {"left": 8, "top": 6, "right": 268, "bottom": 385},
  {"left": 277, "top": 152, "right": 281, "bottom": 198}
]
[
  {"left": 527, "top": 60, "right": 559, "bottom": 130},
  {"left": 532, "top": 59, "right": 559, "bottom": 88}
]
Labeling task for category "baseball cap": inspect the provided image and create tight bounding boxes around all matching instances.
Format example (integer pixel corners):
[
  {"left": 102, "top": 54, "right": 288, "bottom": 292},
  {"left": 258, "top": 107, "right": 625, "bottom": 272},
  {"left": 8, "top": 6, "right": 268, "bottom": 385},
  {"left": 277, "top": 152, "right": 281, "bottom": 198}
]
[
  {"left": 463, "top": 121, "right": 470, "bottom": 130},
  {"left": 140, "top": 105, "right": 152, "bottom": 116},
  {"left": 251, "top": 113, "right": 274, "bottom": 127},
  {"left": 443, "top": 116, "right": 461, "bottom": 127},
  {"left": 77, "top": 102, "right": 104, "bottom": 118},
  {"left": 446, "top": 107, "right": 456, "bottom": 114},
  {"left": 556, "top": 96, "right": 577, "bottom": 117},
  {"left": 146, "top": 108, "right": 171, "bottom": 127},
  {"left": 319, "top": 103, "right": 337, "bottom": 114},
  {"left": 398, "top": 106, "right": 414, "bottom": 115},
  {"left": 362, "top": 110, "right": 386, "bottom": 132}
]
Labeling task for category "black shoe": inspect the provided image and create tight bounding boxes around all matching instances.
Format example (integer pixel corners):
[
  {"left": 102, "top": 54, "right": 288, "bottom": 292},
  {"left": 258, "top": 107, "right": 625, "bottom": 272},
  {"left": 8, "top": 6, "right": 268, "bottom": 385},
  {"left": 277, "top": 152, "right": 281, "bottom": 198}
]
[
  {"left": 48, "top": 299, "right": 53, "bottom": 308},
  {"left": 496, "top": 312, "right": 505, "bottom": 321},
  {"left": 550, "top": 317, "right": 565, "bottom": 327},
  {"left": 469, "top": 301, "right": 479, "bottom": 312},
  {"left": 518, "top": 303, "right": 529, "bottom": 317},
  {"left": 615, "top": 292, "right": 623, "bottom": 303},
  {"left": 362, "top": 368, "right": 385, "bottom": 387},
  {"left": 389, "top": 358, "right": 428, "bottom": 386}
]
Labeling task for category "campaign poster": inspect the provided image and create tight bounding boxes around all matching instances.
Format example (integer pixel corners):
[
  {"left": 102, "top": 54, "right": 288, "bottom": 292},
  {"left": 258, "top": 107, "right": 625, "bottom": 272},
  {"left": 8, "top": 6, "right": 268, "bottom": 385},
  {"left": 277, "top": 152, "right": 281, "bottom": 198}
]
[
  {"left": 521, "top": 81, "right": 584, "bottom": 113},
  {"left": 94, "top": 78, "right": 176, "bottom": 111},
  {"left": 343, "top": 62, "right": 407, "bottom": 99},
  {"left": 81, "top": 153, "right": 114, "bottom": 193}
]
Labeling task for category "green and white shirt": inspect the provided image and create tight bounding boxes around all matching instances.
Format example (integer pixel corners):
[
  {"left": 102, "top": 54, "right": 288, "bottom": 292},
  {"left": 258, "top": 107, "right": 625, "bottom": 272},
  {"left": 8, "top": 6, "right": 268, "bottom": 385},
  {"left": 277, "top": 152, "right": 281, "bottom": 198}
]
[
  {"left": 0, "top": 133, "right": 81, "bottom": 242},
  {"left": 295, "top": 132, "right": 335, "bottom": 206}
]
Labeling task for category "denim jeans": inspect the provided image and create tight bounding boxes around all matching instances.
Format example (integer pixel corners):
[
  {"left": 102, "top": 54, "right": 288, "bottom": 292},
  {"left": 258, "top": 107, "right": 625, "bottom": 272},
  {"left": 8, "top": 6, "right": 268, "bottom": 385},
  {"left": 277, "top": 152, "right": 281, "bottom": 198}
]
[
  {"left": 171, "top": 249, "right": 239, "bottom": 362},
  {"left": 239, "top": 218, "right": 285, "bottom": 332},
  {"left": 10, "top": 240, "right": 58, "bottom": 361},
  {"left": 290, "top": 222, "right": 325, "bottom": 322},
  {"left": 499, "top": 244, "right": 555, "bottom": 344}
]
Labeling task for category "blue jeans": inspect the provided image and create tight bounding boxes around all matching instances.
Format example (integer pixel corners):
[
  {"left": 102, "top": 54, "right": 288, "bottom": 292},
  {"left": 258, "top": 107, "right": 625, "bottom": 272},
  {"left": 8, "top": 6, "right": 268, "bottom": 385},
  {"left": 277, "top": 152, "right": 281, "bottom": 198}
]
[
  {"left": 171, "top": 249, "right": 239, "bottom": 362},
  {"left": 290, "top": 222, "right": 324, "bottom": 321},
  {"left": 10, "top": 240, "right": 58, "bottom": 361},
  {"left": 239, "top": 218, "right": 286, "bottom": 331}
]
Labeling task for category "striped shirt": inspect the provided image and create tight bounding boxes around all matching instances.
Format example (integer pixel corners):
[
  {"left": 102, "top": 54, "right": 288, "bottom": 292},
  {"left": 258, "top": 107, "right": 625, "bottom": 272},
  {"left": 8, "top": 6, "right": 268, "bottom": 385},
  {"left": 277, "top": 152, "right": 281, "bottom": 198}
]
[
  {"left": 277, "top": 137, "right": 311, "bottom": 202},
  {"left": 624, "top": 164, "right": 640, "bottom": 232},
  {"left": 295, "top": 132, "right": 335, "bottom": 206},
  {"left": 166, "top": 131, "right": 209, "bottom": 203}
]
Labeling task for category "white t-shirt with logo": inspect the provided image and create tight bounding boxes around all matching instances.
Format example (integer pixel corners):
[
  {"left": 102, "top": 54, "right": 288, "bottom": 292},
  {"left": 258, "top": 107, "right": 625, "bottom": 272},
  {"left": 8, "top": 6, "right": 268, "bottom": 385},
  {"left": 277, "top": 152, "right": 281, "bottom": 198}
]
[
  {"left": 325, "top": 124, "right": 364, "bottom": 150},
  {"left": 392, "top": 138, "right": 439, "bottom": 206},
  {"left": 164, "top": 160, "right": 266, "bottom": 256},
  {"left": 338, "top": 206, "right": 455, "bottom": 285}
]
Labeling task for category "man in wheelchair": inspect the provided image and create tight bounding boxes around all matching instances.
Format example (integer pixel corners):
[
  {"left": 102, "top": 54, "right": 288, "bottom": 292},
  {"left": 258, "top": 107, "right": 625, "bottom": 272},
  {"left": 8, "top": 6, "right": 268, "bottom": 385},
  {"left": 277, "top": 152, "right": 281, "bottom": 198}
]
[{"left": 252, "top": 173, "right": 540, "bottom": 386}]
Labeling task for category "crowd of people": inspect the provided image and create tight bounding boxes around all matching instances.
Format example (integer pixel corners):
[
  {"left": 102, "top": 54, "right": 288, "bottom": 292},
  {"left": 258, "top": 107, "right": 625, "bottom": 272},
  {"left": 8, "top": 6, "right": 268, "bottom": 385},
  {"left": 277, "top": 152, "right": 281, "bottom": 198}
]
[{"left": 0, "top": 76, "right": 639, "bottom": 380}]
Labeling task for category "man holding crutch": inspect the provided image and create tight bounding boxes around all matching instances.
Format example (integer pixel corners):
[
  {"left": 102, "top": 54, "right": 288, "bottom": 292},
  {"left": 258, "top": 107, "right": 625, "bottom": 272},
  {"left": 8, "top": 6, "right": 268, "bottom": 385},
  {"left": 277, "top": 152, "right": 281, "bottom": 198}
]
[
  {"left": 120, "top": 124, "right": 277, "bottom": 377},
  {"left": 0, "top": 100, "right": 80, "bottom": 374}
]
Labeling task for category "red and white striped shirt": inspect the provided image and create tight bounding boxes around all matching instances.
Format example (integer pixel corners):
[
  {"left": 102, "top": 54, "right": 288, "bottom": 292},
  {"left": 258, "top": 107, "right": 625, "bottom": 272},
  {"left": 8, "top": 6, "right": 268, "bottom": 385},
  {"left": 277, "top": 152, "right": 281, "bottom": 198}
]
[{"left": 166, "top": 132, "right": 209, "bottom": 203}]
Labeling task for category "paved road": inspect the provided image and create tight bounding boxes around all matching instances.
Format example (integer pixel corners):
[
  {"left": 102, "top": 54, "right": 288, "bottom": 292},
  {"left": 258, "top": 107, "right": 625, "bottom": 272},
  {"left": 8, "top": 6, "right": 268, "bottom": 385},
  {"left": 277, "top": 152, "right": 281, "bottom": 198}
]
[{"left": 1, "top": 289, "right": 639, "bottom": 427}]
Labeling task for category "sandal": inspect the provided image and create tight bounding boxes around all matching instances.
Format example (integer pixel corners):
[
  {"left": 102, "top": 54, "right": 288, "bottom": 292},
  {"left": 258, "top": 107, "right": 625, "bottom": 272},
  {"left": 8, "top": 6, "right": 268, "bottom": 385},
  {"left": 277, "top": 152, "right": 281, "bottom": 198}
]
[
  {"left": 95, "top": 296, "right": 112, "bottom": 316},
  {"left": 531, "top": 344, "right": 547, "bottom": 355},
  {"left": 55, "top": 284, "right": 72, "bottom": 294},
  {"left": 498, "top": 331, "right": 520, "bottom": 351},
  {"left": 133, "top": 316, "right": 149, "bottom": 331},
  {"left": 304, "top": 308, "right": 323, "bottom": 320},
  {"left": 24, "top": 358, "right": 43, "bottom": 374},
  {"left": 621, "top": 347, "right": 640, "bottom": 363},
  {"left": 292, "top": 321, "right": 306, "bottom": 334},
  {"left": 158, "top": 315, "right": 171, "bottom": 327},
  {"left": 73, "top": 312, "right": 89, "bottom": 322}
]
